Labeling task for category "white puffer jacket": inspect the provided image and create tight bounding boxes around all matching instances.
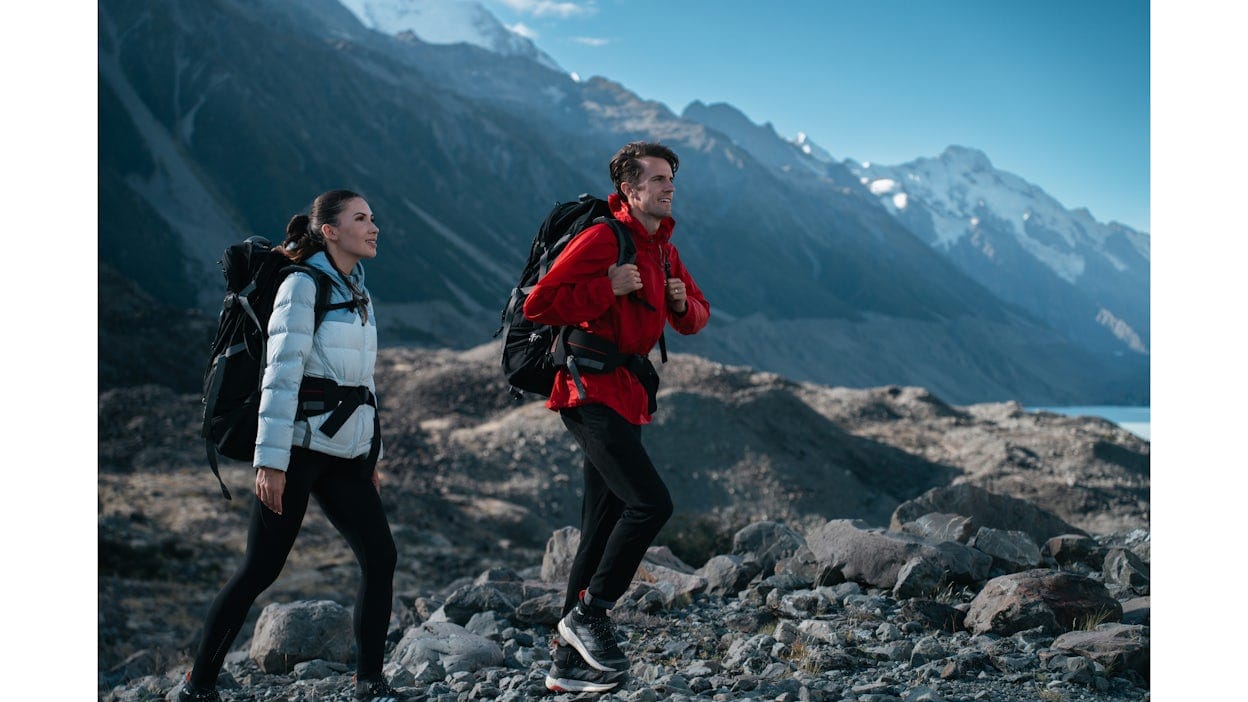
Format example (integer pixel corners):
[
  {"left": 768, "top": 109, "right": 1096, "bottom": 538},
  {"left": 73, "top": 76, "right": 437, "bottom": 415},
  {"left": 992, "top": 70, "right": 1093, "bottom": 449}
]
[{"left": 254, "top": 252, "right": 380, "bottom": 471}]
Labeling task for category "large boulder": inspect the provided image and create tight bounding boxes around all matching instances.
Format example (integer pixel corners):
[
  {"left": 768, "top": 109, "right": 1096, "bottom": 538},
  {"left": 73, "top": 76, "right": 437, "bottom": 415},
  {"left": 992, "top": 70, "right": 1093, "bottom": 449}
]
[
  {"left": 1051, "top": 623, "right": 1149, "bottom": 678},
  {"left": 964, "top": 569, "right": 1122, "bottom": 636},
  {"left": 248, "top": 600, "right": 353, "bottom": 673},
  {"left": 806, "top": 519, "right": 990, "bottom": 593},
  {"left": 890, "top": 484, "right": 1086, "bottom": 545}
]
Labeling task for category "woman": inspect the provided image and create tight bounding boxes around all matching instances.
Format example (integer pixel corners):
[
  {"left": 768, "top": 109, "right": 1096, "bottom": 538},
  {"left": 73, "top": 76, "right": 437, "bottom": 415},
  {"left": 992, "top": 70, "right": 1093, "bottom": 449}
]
[{"left": 179, "top": 190, "right": 404, "bottom": 702}]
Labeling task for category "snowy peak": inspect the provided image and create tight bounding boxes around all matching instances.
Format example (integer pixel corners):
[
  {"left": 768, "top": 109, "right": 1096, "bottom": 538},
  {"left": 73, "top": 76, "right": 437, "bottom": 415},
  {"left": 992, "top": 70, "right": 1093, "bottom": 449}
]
[
  {"left": 848, "top": 147, "right": 1148, "bottom": 281},
  {"left": 338, "top": 0, "right": 561, "bottom": 71}
]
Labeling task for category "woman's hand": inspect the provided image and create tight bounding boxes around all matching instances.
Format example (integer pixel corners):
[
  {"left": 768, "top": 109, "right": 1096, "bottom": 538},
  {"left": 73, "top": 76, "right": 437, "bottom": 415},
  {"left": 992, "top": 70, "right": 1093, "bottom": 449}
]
[
  {"left": 370, "top": 469, "right": 381, "bottom": 495},
  {"left": 256, "top": 467, "right": 287, "bottom": 515}
]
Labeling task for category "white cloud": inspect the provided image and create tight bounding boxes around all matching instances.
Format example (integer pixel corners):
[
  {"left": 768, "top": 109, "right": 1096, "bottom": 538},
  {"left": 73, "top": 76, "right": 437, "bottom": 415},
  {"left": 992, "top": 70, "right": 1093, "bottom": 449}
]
[
  {"left": 572, "top": 36, "right": 610, "bottom": 47},
  {"left": 497, "top": 0, "right": 589, "bottom": 19},
  {"left": 508, "top": 22, "right": 539, "bottom": 39}
]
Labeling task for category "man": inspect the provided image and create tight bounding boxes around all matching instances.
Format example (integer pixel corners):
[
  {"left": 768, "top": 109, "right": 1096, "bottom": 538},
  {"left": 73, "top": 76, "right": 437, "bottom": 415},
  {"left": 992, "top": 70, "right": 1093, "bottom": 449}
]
[{"left": 523, "top": 141, "right": 710, "bottom": 692}]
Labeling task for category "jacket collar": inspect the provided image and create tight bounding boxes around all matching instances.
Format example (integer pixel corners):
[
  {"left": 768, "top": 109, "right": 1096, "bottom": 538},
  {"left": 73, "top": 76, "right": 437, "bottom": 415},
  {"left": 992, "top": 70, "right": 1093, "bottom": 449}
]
[
  {"left": 306, "top": 250, "right": 365, "bottom": 286},
  {"left": 609, "top": 193, "right": 674, "bottom": 244}
]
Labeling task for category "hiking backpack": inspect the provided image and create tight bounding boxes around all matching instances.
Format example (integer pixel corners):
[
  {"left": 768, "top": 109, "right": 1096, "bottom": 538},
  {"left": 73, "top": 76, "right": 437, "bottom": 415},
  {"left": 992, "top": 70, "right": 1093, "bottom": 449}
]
[
  {"left": 496, "top": 194, "right": 665, "bottom": 400},
  {"left": 199, "top": 236, "right": 347, "bottom": 499}
]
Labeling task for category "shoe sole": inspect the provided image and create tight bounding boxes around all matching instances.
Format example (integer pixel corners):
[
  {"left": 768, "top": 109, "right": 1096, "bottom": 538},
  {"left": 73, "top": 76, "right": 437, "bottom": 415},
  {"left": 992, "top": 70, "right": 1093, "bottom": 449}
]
[
  {"left": 544, "top": 674, "right": 620, "bottom": 693},
  {"left": 557, "top": 619, "right": 626, "bottom": 673}
]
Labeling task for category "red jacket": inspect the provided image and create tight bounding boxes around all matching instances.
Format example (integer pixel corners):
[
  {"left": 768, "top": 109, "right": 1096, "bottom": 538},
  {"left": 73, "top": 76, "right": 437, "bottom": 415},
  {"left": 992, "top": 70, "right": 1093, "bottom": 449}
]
[{"left": 523, "top": 194, "right": 710, "bottom": 424}]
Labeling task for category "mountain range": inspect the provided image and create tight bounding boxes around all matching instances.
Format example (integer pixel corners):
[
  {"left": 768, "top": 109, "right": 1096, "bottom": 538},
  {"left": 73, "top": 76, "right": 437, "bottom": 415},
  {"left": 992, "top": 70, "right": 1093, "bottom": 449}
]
[{"left": 97, "top": 0, "right": 1148, "bottom": 405}]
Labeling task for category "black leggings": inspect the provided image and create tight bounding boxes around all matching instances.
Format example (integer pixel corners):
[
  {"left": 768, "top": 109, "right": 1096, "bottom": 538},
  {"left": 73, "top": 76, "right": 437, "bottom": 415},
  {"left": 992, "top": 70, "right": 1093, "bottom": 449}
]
[
  {"left": 559, "top": 404, "right": 674, "bottom": 615},
  {"left": 188, "top": 447, "right": 397, "bottom": 688}
]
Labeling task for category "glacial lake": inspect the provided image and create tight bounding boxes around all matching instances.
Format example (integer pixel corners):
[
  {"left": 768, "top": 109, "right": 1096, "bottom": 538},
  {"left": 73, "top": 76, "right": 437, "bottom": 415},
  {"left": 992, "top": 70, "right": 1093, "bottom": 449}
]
[{"left": 1027, "top": 405, "right": 1150, "bottom": 441}]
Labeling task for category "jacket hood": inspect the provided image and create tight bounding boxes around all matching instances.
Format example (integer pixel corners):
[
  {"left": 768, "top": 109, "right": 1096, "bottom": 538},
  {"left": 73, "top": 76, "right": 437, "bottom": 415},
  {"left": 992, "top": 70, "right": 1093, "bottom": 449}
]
[{"left": 608, "top": 193, "right": 675, "bottom": 244}]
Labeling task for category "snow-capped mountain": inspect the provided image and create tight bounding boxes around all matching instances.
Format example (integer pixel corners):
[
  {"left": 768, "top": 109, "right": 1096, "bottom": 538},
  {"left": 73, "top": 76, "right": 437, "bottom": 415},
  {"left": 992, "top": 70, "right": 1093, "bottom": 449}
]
[
  {"left": 338, "top": 0, "right": 561, "bottom": 71},
  {"left": 848, "top": 147, "right": 1149, "bottom": 355}
]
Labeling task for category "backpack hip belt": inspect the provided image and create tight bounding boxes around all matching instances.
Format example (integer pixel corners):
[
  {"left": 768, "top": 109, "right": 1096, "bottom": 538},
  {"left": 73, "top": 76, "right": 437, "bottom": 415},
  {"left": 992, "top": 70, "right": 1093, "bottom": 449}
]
[
  {"left": 556, "top": 328, "right": 660, "bottom": 413},
  {"left": 295, "top": 376, "right": 382, "bottom": 473}
]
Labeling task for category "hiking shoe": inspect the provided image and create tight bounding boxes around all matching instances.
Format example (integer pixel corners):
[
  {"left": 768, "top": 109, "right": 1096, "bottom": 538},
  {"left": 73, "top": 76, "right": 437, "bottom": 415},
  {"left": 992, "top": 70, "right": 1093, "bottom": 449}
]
[
  {"left": 545, "top": 636, "right": 629, "bottom": 693},
  {"left": 177, "top": 681, "right": 221, "bottom": 702},
  {"left": 557, "top": 602, "right": 629, "bottom": 672},
  {"left": 354, "top": 675, "right": 406, "bottom": 701}
]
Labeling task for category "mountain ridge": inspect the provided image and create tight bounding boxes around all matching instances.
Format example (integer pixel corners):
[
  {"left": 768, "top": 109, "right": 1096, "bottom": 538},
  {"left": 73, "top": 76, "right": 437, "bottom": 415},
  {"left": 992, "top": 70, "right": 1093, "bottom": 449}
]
[{"left": 96, "top": 0, "right": 1146, "bottom": 404}]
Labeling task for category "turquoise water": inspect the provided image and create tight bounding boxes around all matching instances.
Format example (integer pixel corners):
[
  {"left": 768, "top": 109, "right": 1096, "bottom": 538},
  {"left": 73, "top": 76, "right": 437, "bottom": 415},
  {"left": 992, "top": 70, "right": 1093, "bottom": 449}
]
[{"left": 1028, "top": 405, "right": 1150, "bottom": 441}]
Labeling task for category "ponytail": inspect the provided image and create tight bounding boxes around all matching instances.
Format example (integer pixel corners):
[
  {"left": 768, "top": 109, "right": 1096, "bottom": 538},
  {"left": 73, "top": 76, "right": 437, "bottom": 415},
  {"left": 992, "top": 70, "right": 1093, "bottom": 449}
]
[
  {"left": 279, "top": 189, "right": 362, "bottom": 262},
  {"left": 281, "top": 213, "right": 322, "bottom": 262}
]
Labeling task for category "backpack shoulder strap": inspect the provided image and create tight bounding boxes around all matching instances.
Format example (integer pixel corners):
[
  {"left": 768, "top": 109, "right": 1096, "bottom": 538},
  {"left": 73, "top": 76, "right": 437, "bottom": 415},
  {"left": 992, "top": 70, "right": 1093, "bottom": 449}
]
[
  {"left": 279, "top": 264, "right": 347, "bottom": 330},
  {"left": 600, "top": 218, "right": 636, "bottom": 267},
  {"left": 600, "top": 218, "right": 667, "bottom": 363}
]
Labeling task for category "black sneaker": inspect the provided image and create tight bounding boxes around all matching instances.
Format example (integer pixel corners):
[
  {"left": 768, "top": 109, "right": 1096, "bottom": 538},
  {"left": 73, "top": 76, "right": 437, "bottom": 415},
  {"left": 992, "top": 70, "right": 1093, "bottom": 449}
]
[
  {"left": 545, "top": 636, "right": 629, "bottom": 693},
  {"left": 556, "top": 602, "right": 629, "bottom": 672},
  {"left": 354, "top": 675, "right": 406, "bottom": 701},
  {"left": 177, "top": 677, "right": 220, "bottom": 702}
]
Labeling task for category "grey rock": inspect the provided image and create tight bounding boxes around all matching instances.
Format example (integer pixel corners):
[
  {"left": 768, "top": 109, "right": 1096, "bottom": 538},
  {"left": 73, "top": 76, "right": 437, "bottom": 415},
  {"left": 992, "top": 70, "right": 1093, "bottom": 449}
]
[
  {"left": 909, "top": 636, "right": 949, "bottom": 666},
  {"left": 291, "top": 658, "right": 348, "bottom": 680},
  {"left": 436, "top": 583, "right": 518, "bottom": 625},
  {"left": 964, "top": 569, "right": 1123, "bottom": 636},
  {"left": 968, "top": 527, "right": 1042, "bottom": 572},
  {"left": 733, "top": 520, "right": 806, "bottom": 574},
  {"left": 644, "top": 545, "right": 698, "bottom": 574},
  {"left": 891, "top": 484, "right": 1087, "bottom": 545},
  {"left": 697, "top": 554, "right": 763, "bottom": 597},
  {"left": 512, "top": 591, "right": 562, "bottom": 626},
  {"left": 392, "top": 620, "right": 505, "bottom": 675},
  {"left": 903, "top": 685, "right": 948, "bottom": 702},
  {"left": 893, "top": 556, "right": 946, "bottom": 599},
  {"left": 1051, "top": 622, "right": 1150, "bottom": 676},
  {"left": 465, "top": 610, "right": 507, "bottom": 639},
  {"left": 540, "top": 526, "right": 580, "bottom": 584},
  {"left": 1121, "top": 596, "right": 1150, "bottom": 625},
  {"left": 807, "top": 519, "right": 987, "bottom": 592},
  {"left": 248, "top": 600, "right": 353, "bottom": 674},
  {"left": 1103, "top": 547, "right": 1150, "bottom": 594},
  {"left": 1042, "top": 534, "right": 1105, "bottom": 568},
  {"left": 900, "top": 512, "right": 976, "bottom": 544}
]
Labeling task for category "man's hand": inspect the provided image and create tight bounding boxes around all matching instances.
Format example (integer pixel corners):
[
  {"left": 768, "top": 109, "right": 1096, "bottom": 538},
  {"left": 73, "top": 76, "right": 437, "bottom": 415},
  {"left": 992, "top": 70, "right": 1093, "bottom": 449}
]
[
  {"left": 665, "top": 277, "right": 687, "bottom": 314},
  {"left": 608, "top": 263, "right": 643, "bottom": 296},
  {"left": 256, "top": 467, "right": 287, "bottom": 515}
]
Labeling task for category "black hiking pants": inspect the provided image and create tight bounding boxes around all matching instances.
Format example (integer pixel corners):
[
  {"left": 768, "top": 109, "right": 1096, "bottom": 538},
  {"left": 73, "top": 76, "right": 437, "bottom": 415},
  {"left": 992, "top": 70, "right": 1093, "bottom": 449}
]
[
  {"left": 188, "top": 447, "right": 397, "bottom": 688},
  {"left": 559, "top": 403, "right": 674, "bottom": 615}
]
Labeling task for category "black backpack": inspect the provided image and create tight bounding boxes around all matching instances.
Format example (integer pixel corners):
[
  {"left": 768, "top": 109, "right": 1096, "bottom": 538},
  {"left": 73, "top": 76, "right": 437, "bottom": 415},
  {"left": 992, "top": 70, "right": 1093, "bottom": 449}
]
[
  {"left": 199, "top": 236, "right": 345, "bottom": 499},
  {"left": 496, "top": 194, "right": 665, "bottom": 401}
]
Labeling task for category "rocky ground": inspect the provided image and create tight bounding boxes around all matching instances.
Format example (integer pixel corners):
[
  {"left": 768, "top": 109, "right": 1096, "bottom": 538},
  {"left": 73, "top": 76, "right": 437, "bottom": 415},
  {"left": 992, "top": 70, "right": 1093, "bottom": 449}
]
[{"left": 98, "top": 344, "right": 1149, "bottom": 700}]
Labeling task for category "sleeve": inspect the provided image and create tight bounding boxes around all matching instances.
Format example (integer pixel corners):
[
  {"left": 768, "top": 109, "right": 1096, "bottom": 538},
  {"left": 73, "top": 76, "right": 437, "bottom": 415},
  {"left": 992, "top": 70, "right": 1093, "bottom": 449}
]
[
  {"left": 522, "top": 224, "right": 619, "bottom": 326},
  {"left": 254, "top": 272, "right": 318, "bottom": 471},
  {"left": 666, "top": 245, "right": 710, "bottom": 335}
]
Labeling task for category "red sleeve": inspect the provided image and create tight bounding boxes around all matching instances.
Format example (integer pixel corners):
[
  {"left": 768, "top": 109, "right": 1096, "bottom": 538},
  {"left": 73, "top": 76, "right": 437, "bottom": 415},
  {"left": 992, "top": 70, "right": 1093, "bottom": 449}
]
[
  {"left": 666, "top": 245, "right": 710, "bottom": 335},
  {"left": 523, "top": 224, "right": 619, "bottom": 326}
]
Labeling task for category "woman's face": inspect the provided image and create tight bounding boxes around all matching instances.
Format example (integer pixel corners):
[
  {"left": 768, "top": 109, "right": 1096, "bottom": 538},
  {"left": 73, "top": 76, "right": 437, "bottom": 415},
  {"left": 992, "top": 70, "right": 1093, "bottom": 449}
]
[{"left": 323, "top": 197, "right": 378, "bottom": 266}]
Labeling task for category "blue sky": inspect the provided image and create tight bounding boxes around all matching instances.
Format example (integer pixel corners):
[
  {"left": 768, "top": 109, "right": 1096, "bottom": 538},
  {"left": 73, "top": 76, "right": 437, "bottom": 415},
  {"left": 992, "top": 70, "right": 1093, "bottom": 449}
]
[{"left": 482, "top": 0, "right": 1150, "bottom": 233}]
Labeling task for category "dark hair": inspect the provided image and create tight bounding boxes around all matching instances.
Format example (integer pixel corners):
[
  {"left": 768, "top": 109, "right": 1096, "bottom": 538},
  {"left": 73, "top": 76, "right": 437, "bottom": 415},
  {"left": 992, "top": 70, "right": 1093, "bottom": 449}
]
[
  {"left": 281, "top": 189, "right": 364, "bottom": 262},
  {"left": 609, "top": 141, "right": 679, "bottom": 198}
]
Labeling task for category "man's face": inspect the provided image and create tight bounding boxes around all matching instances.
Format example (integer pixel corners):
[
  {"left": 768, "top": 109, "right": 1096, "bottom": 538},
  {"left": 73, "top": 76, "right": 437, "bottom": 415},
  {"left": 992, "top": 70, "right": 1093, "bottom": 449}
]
[{"left": 623, "top": 156, "right": 675, "bottom": 222}]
